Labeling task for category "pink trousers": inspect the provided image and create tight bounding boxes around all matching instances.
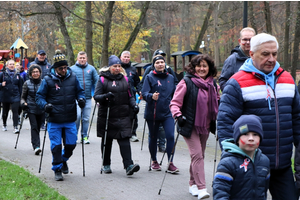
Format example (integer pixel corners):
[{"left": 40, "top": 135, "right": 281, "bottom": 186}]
[{"left": 183, "top": 127, "right": 209, "bottom": 190}]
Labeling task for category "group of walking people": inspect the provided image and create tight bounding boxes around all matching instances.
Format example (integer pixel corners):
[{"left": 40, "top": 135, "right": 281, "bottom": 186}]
[{"left": 2, "top": 30, "right": 300, "bottom": 200}]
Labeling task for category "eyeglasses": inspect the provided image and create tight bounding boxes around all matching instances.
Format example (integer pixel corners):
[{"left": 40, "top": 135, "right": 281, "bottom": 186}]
[
  {"left": 58, "top": 66, "right": 68, "bottom": 71},
  {"left": 241, "top": 38, "right": 251, "bottom": 44}
]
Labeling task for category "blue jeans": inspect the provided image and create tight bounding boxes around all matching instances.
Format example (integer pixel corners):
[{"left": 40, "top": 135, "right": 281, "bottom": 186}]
[
  {"left": 75, "top": 99, "right": 92, "bottom": 138},
  {"left": 47, "top": 122, "right": 77, "bottom": 172}
]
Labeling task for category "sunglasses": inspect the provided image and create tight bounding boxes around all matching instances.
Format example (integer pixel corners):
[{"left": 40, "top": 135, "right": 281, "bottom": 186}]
[{"left": 58, "top": 66, "right": 68, "bottom": 71}]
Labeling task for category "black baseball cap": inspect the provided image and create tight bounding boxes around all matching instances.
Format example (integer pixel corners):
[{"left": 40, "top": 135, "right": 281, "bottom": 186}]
[{"left": 38, "top": 50, "right": 46, "bottom": 55}]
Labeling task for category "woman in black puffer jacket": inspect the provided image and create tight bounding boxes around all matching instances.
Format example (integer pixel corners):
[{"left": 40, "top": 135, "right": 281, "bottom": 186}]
[
  {"left": 21, "top": 64, "right": 44, "bottom": 155},
  {"left": 94, "top": 55, "right": 140, "bottom": 176}
]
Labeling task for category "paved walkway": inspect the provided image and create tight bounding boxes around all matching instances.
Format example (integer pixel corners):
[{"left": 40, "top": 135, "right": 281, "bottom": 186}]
[{"left": 0, "top": 100, "right": 250, "bottom": 200}]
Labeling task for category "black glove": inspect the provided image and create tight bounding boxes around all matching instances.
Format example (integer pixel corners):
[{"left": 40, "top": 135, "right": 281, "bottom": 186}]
[
  {"left": 21, "top": 103, "right": 28, "bottom": 111},
  {"left": 78, "top": 98, "right": 86, "bottom": 108},
  {"left": 44, "top": 103, "right": 53, "bottom": 113},
  {"left": 133, "top": 105, "right": 139, "bottom": 114},
  {"left": 106, "top": 92, "right": 115, "bottom": 102},
  {"left": 176, "top": 115, "right": 186, "bottom": 127}
]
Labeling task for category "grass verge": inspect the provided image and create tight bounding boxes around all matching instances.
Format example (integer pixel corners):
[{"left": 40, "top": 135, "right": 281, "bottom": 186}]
[{"left": 0, "top": 159, "right": 67, "bottom": 200}]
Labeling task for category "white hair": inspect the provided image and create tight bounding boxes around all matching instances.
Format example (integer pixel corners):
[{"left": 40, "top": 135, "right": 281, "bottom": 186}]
[
  {"left": 121, "top": 51, "right": 130, "bottom": 57},
  {"left": 250, "top": 33, "right": 279, "bottom": 52}
]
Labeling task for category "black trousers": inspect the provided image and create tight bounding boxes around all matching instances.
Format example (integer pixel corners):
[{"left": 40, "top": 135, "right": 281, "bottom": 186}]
[
  {"left": 101, "top": 136, "right": 133, "bottom": 169},
  {"left": 28, "top": 113, "right": 43, "bottom": 150},
  {"left": 2, "top": 102, "right": 19, "bottom": 127}
]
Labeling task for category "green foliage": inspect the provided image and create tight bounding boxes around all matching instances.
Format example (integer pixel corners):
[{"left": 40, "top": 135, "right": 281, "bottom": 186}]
[{"left": 0, "top": 160, "right": 67, "bottom": 200}]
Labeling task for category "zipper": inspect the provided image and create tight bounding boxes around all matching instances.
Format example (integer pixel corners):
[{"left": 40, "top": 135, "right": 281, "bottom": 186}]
[{"left": 82, "top": 68, "right": 85, "bottom": 90}]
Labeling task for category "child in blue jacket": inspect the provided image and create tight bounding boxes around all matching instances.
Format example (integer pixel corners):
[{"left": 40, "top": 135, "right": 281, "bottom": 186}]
[{"left": 213, "top": 114, "right": 270, "bottom": 200}]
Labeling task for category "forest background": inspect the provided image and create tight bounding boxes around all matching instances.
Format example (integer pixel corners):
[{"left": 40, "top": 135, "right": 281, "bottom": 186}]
[{"left": 1, "top": 1, "right": 300, "bottom": 79}]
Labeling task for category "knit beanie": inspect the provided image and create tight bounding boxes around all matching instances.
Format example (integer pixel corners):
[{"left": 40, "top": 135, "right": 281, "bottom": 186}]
[
  {"left": 232, "top": 115, "right": 264, "bottom": 144},
  {"left": 108, "top": 55, "right": 121, "bottom": 67},
  {"left": 28, "top": 64, "right": 42, "bottom": 76},
  {"left": 52, "top": 50, "right": 68, "bottom": 68},
  {"left": 152, "top": 55, "right": 165, "bottom": 66}
]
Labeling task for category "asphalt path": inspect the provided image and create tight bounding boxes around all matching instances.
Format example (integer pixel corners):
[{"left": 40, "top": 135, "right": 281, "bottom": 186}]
[{"left": 0, "top": 100, "right": 270, "bottom": 200}]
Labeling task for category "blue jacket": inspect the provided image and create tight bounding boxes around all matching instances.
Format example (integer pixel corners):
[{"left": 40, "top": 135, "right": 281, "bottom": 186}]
[
  {"left": 219, "top": 46, "right": 249, "bottom": 91},
  {"left": 213, "top": 139, "right": 270, "bottom": 200},
  {"left": 142, "top": 69, "right": 175, "bottom": 121},
  {"left": 70, "top": 62, "right": 98, "bottom": 99},
  {"left": 35, "top": 67, "right": 85, "bottom": 123},
  {"left": 217, "top": 59, "right": 300, "bottom": 170},
  {"left": 30, "top": 58, "right": 51, "bottom": 79},
  {"left": 0, "top": 69, "right": 23, "bottom": 103}
]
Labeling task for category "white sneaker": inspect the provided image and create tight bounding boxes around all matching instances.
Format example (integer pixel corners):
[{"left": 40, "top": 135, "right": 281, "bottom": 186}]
[
  {"left": 14, "top": 127, "right": 19, "bottom": 134},
  {"left": 34, "top": 147, "right": 42, "bottom": 155},
  {"left": 189, "top": 185, "right": 198, "bottom": 196},
  {"left": 130, "top": 135, "right": 139, "bottom": 142},
  {"left": 198, "top": 189, "right": 210, "bottom": 199},
  {"left": 2, "top": 126, "right": 7, "bottom": 131}
]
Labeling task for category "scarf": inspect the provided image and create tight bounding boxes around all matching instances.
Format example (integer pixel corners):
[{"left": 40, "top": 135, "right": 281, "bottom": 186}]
[
  {"left": 7, "top": 69, "right": 15, "bottom": 80},
  {"left": 191, "top": 75, "right": 218, "bottom": 133}
]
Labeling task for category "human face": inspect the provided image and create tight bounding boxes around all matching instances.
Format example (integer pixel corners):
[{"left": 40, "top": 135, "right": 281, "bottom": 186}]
[
  {"left": 31, "top": 68, "right": 41, "bottom": 79},
  {"left": 55, "top": 65, "right": 68, "bottom": 76},
  {"left": 37, "top": 54, "right": 46, "bottom": 62},
  {"left": 109, "top": 64, "right": 121, "bottom": 75},
  {"left": 7, "top": 61, "right": 15, "bottom": 70},
  {"left": 195, "top": 60, "right": 209, "bottom": 79},
  {"left": 238, "top": 131, "right": 260, "bottom": 159},
  {"left": 154, "top": 59, "right": 165, "bottom": 72},
  {"left": 77, "top": 54, "right": 87, "bottom": 66},
  {"left": 238, "top": 30, "right": 255, "bottom": 56},
  {"left": 15, "top": 63, "right": 21, "bottom": 70},
  {"left": 250, "top": 41, "right": 277, "bottom": 74},
  {"left": 120, "top": 53, "right": 130, "bottom": 64}
]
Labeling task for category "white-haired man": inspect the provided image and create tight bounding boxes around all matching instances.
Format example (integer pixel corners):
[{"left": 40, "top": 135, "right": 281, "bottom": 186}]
[{"left": 217, "top": 33, "right": 300, "bottom": 200}]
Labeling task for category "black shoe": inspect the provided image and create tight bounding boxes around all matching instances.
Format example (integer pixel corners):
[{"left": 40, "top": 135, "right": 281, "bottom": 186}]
[
  {"left": 158, "top": 146, "right": 166, "bottom": 153},
  {"left": 55, "top": 170, "right": 63, "bottom": 181},
  {"left": 126, "top": 164, "right": 140, "bottom": 176},
  {"left": 62, "top": 162, "right": 69, "bottom": 174}
]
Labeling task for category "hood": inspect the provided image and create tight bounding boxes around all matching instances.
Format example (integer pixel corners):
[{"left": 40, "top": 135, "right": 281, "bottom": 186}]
[
  {"left": 100, "top": 70, "right": 124, "bottom": 81},
  {"left": 121, "top": 61, "right": 131, "bottom": 69},
  {"left": 230, "top": 45, "right": 249, "bottom": 61},
  {"left": 34, "top": 57, "right": 48, "bottom": 65}
]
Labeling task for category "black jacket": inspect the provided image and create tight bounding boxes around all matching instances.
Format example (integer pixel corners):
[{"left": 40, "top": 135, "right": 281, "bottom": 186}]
[
  {"left": 30, "top": 58, "right": 51, "bottom": 79},
  {"left": 0, "top": 69, "right": 23, "bottom": 103}
]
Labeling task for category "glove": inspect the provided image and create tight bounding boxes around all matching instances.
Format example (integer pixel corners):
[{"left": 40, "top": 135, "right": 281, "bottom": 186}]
[
  {"left": 105, "top": 92, "right": 115, "bottom": 102},
  {"left": 78, "top": 98, "right": 86, "bottom": 108},
  {"left": 133, "top": 105, "right": 139, "bottom": 114},
  {"left": 44, "top": 103, "right": 53, "bottom": 113},
  {"left": 176, "top": 115, "right": 186, "bottom": 127},
  {"left": 21, "top": 103, "right": 28, "bottom": 111}
]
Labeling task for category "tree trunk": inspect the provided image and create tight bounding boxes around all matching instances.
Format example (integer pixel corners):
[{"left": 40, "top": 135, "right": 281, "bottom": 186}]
[
  {"left": 85, "top": 1, "right": 94, "bottom": 66},
  {"left": 264, "top": 1, "right": 272, "bottom": 34},
  {"left": 249, "top": 1, "right": 257, "bottom": 34},
  {"left": 291, "top": 1, "right": 300, "bottom": 80},
  {"left": 184, "top": 3, "right": 191, "bottom": 50},
  {"left": 101, "top": 1, "right": 115, "bottom": 67},
  {"left": 52, "top": 1, "right": 75, "bottom": 66},
  {"left": 213, "top": 3, "right": 221, "bottom": 68},
  {"left": 283, "top": 1, "right": 291, "bottom": 71},
  {"left": 193, "top": 2, "right": 215, "bottom": 51},
  {"left": 120, "top": 1, "right": 150, "bottom": 54}
]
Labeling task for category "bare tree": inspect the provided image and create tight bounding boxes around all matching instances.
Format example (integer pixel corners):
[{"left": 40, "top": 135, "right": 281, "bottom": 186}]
[
  {"left": 249, "top": 1, "right": 257, "bottom": 33},
  {"left": 291, "top": 1, "right": 300, "bottom": 80},
  {"left": 193, "top": 2, "right": 215, "bottom": 51},
  {"left": 283, "top": 1, "right": 291, "bottom": 71},
  {"left": 85, "top": 1, "right": 94, "bottom": 66},
  {"left": 101, "top": 1, "right": 115, "bottom": 67},
  {"left": 264, "top": 1, "right": 272, "bottom": 34}
]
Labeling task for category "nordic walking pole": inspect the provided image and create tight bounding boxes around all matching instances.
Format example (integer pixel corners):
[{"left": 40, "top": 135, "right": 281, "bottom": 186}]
[
  {"left": 158, "top": 120, "right": 181, "bottom": 195},
  {"left": 149, "top": 92, "right": 158, "bottom": 171},
  {"left": 87, "top": 102, "right": 97, "bottom": 139},
  {"left": 100, "top": 102, "right": 110, "bottom": 174},
  {"left": 81, "top": 132, "right": 85, "bottom": 177},
  {"left": 141, "top": 119, "right": 146, "bottom": 150},
  {"left": 38, "top": 115, "right": 48, "bottom": 173},
  {"left": 14, "top": 110, "right": 26, "bottom": 149},
  {"left": 212, "top": 131, "right": 218, "bottom": 187}
]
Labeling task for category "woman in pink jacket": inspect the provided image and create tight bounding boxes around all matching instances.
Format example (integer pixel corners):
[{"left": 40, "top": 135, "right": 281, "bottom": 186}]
[{"left": 170, "top": 54, "right": 219, "bottom": 200}]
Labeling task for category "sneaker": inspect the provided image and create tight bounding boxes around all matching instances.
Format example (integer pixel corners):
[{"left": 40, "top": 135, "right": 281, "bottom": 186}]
[
  {"left": 14, "top": 126, "right": 19, "bottom": 134},
  {"left": 62, "top": 161, "right": 69, "bottom": 174},
  {"left": 189, "top": 185, "right": 198, "bottom": 196},
  {"left": 2, "top": 125, "right": 7, "bottom": 131},
  {"left": 40, "top": 125, "right": 45, "bottom": 131},
  {"left": 34, "top": 147, "right": 42, "bottom": 155},
  {"left": 54, "top": 170, "right": 63, "bottom": 181},
  {"left": 167, "top": 162, "right": 179, "bottom": 174},
  {"left": 198, "top": 189, "right": 210, "bottom": 199},
  {"left": 151, "top": 161, "right": 161, "bottom": 171},
  {"left": 83, "top": 137, "right": 90, "bottom": 144},
  {"left": 101, "top": 165, "right": 112, "bottom": 174},
  {"left": 126, "top": 164, "right": 140, "bottom": 175},
  {"left": 158, "top": 146, "right": 166, "bottom": 153},
  {"left": 130, "top": 135, "right": 139, "bottom": 142}
]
